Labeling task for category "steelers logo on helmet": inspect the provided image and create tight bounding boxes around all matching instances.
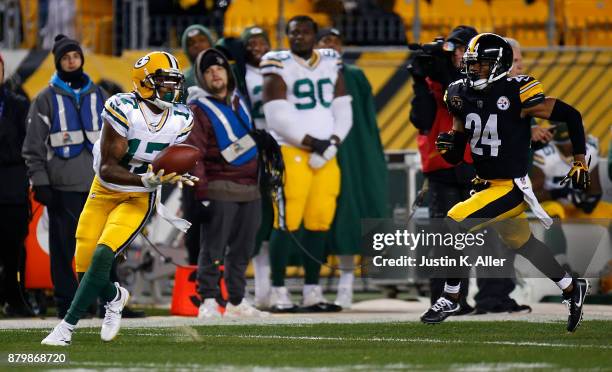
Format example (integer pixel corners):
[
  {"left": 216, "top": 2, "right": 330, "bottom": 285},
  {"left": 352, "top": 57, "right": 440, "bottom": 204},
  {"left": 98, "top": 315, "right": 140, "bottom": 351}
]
[
  {"left": 463, "top": 33, "right": 513, "bottom": 91},
  {"left": 132, "top": 51, "right": 185, "bottom": 110}
]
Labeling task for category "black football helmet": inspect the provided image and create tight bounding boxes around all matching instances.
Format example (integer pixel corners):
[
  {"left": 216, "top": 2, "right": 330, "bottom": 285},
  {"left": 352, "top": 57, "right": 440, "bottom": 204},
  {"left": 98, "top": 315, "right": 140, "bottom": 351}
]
[{"left": 463, "top": 33, "right": 513, "bottom": 90}]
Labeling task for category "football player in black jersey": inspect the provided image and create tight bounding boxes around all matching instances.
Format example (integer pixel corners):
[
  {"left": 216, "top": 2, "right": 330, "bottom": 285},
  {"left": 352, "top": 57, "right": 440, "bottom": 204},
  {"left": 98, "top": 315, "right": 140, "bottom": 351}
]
[{"left": 422, "top": 33, "right": 590, "bottom": 332}]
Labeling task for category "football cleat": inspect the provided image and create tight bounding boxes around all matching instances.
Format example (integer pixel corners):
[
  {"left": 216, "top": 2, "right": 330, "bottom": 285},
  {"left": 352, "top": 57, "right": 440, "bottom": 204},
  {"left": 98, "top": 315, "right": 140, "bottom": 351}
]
[
  {"left": 224, "top": 299, "right": 270, "bottom": 318},
  {"left": 563, "top": 278, "right": 590, "bottom": 332},
  {"left": 101, "top": 283, "right": 130, "bottom": 341},
  {"left": 420, "top": 296, "right": 460, "bottom": 324},
  {"left": 198, "top": 298, "right": 222, "bottom": 319},
  {"left": 334, "top": 286, "right": 353, "bottom": 310},
  {"left": 269, "top": 286, "right": 297, "bottom": 313},
  {"left": 298, "top": 285, "right": 342, "bottom": 313},
  {"left": 41, "top": 322, "right": 73, "bottom": 346}
]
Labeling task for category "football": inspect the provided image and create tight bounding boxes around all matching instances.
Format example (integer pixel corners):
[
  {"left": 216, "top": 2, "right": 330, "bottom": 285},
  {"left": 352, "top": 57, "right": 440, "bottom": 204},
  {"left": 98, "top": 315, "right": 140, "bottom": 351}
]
[{"left": 152, "top": 144, "right": 201, "bottom": 174}]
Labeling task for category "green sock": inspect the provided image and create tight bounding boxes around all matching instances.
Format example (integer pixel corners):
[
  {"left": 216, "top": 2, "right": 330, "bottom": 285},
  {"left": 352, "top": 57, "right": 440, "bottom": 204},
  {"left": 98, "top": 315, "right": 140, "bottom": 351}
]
[
  {"left": 302, "top": 230, "right": 326, "bottom": 285},
  {"left": 269, "top": 229, "right": 297, "bottom": 287},
  {"left": 65, "top": 245, "right": 117, "bottom": 325}
]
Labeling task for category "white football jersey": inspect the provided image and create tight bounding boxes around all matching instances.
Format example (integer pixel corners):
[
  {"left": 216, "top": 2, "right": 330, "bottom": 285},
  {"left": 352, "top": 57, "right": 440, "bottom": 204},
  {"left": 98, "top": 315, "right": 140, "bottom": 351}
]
[
  {"left": 245, "top": 64, "right": 266, "bottom": 130},
  {"left": 533, "top": 137, "right": 599, "bottom": 203},
  {"left": 260, "top": 48, "right": 342, "bottom": 145},
  {"left": 96, "top": 92, "right": 194, "bottom": 193}
]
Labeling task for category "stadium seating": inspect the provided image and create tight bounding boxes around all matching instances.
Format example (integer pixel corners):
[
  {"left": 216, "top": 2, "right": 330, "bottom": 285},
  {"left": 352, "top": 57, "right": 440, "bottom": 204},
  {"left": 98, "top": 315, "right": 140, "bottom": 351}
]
[
  {"left": 74, "top": 0, "right": 113, "bottom": 54},
  {"left": 562, "top": 0, "right": 612, "bottom": 46},
  {"left": 224, "top": 0, "right": 331, "bottom": 48}
]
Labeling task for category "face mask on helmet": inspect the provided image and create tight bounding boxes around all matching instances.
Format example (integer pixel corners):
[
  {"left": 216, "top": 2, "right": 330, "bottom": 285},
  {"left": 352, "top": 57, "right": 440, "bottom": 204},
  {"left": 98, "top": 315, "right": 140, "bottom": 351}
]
[
  {"left": 462, "top": 34, "right": 513, "bottom": 90},
  {"left": 143, "top": 71, "right": 185, "bottom": 110}
]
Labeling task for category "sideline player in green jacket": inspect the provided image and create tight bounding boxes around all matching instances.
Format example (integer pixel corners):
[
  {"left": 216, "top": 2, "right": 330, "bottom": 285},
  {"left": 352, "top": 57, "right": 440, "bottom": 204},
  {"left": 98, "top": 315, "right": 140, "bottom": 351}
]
[{"left": 317, "top": 28, "right": 388, "bottom": 309}]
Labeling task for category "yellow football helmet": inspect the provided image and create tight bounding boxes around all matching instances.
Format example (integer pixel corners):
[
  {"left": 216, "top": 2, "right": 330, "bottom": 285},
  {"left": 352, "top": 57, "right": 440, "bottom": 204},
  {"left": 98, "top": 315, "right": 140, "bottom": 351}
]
[{"left": 132, "top": 51, "right": 185, "bottom": 109}]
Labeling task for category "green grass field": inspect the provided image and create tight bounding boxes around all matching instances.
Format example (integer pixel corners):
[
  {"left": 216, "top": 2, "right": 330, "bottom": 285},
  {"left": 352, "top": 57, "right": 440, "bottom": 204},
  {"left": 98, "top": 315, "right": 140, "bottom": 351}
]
[{"left": 1, "top": 321, "right": 611, "bottom": 370}]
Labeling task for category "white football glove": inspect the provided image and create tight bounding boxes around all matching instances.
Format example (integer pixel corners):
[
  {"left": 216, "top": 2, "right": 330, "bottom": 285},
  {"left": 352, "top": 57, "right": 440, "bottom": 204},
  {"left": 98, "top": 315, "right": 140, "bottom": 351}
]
[
  {"left": 308, "top": 143, "right": 337, "bottom": 169},
  {"left": 308, "top": 153, "right": 328, "bottom": 169},
  {"left": 141, "top": 165, "right": 181, "bottom": 188},
  {"left": 177, "top": 173, "right": 199, "bottom": 188}
]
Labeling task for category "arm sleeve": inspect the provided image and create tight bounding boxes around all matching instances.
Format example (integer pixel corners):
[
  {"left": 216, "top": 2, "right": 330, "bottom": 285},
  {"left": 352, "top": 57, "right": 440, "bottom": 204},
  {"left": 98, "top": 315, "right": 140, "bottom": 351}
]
[
  {"left": 22, "top": 94, "right": 52, "bottom": 186},
  {"left": 263, "top": 99, "right": 309, "bottom": 146},
  {"left": 331, "top": 95, "right": 353, "bottom": 141},
  {"left": 548, "top": 99, "right": 586, "bottom": 155},
  {"left": 409, "top": 77, "right": 437, "bottom": 133}
]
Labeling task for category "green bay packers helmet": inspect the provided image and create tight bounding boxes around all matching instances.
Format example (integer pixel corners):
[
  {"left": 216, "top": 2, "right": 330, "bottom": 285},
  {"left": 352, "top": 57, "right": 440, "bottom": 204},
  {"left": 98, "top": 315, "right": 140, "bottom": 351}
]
[
  {"left": 132, "top": 51, "right": 185, "bottom": 109},
  {"left": 463, "top": 33, "right": 513, "bottom": 90}
]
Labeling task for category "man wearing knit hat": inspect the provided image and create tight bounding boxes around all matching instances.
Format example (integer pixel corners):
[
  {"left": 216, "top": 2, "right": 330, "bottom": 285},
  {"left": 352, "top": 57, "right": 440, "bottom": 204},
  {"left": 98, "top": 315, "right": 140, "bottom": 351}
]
[
  {"left": 186, "top": 48, "right": 267, "bottom": 319},
  {"left": 23, "top": 34, "right": 107, "bottom": 318},
  {"left": 180, "top": 24, "right": 216, "bottom": 269},
  {"left": 181, "top": 24, "right": 216, "bottom": 89}
]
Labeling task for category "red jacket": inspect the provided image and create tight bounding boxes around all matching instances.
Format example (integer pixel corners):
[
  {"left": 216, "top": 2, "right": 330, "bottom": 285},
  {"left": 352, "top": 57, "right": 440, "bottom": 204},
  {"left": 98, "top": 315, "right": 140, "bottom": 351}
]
[
  {"left": 417, "top": 78, "right": 472, "bottom": 173},
  {"left": 186, "top": 99, "right": 258, "bottom": 201}
]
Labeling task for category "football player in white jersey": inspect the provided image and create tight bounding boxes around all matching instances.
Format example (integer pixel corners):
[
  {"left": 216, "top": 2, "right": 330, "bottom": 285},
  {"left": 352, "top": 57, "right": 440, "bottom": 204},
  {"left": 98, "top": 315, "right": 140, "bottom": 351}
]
[
  {"left": 531, "top": 123, "right": 610, "bottom": 270},
  {"left": 241, "top": 26, "right": 275, "bottom": 309},
  {"left": 244, "top": 26, "right": 270, "bottom": 130},
  {"left": 42, "top": 51, "right": 197, "bottom": 346},
  {"left": 532, "top": 123, "right": 606, "bottom": 219},
  {"left": 262, "top": 16, "right": 353, "bottom": 312}
]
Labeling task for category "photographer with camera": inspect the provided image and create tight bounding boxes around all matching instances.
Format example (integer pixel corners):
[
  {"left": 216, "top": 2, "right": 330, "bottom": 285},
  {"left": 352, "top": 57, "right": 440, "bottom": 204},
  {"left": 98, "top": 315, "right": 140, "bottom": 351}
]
[{"left": 408, "top": 25, "right": 478, "bottom": 313}]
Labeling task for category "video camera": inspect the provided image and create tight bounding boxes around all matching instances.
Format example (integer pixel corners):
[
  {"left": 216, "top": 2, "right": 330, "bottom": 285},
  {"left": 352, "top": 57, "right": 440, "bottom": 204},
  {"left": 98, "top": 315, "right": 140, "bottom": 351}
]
[{"left": 407, "top": 37, "right": 455, "bottom": 84}]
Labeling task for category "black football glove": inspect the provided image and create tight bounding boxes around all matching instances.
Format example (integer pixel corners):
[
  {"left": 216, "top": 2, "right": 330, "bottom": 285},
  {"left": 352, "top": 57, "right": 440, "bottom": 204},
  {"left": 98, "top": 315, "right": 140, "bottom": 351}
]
[
  {"left": 435, "top": 131, "right": 455, "bottom": 154},
  {"left": 560, "top": 156, "right": 591, "bottom": 191}
]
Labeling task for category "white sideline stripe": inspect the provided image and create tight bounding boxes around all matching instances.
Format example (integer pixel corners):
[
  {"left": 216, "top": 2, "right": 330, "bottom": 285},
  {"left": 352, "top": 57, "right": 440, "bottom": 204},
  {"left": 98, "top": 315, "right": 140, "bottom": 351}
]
[
  {"left": 19, "top": 328, "right": 608, "bottom": 350},
  {"left": 215, "top": 334, "right": 612, "bottom": 350},
  {"left": 44, "top": 361, "right": 557, "bottom": 372}
]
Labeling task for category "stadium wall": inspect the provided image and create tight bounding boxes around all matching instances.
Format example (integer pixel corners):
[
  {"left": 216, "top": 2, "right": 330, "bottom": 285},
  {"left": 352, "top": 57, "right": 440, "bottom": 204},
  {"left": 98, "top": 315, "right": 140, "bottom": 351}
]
[{"left": 3, "top": 47, "right": 610, "bottom": 153}]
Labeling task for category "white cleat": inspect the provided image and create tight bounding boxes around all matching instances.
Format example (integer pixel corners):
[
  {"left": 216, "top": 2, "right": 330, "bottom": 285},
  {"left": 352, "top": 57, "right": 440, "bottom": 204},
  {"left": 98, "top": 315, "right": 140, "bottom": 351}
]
[
  {"left": 254, "top": 289, "right": 271, "bottom": 310},
  {"left": 101, "top": 282, "right": 129, "bottom": 342},
  {"left": 41, "top": 322, "right": 73, "bottom": 346},
  {"left": 225, "top": 299, "right": 270, "bottom": 318},
  {"left": 269, "top": 286, "right": 296, "bottom": 312},
  {"left": 198, "top": 298, "right": 222, "bottom": 319},
  {"left": 334, "top": 286, "right": 353, "bottom": 310},
  {"left": 302, "top": 285, "right": 327, "bottom": 307}
]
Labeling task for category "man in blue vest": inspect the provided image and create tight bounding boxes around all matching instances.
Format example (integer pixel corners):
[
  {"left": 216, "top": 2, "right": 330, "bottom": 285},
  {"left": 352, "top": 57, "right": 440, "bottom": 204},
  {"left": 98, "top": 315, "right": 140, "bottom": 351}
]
[
  {"left": 186, "top": 48, "right": 267, "bottom": 318},
  {"left": 23, "top": 34, "right": 106, "bottom": 318}
]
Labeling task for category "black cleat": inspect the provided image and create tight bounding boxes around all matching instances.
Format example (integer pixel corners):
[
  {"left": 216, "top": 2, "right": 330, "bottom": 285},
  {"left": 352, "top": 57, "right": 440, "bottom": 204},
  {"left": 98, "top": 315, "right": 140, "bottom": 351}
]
[
  {"left": 296, "top": 302, "right": 342, "bottom": 313},
  {"left": 421, "top": 296, "right": 460, "bottom": 324},
  {"left": 563, "top": 278, "right": 590, "bottom": 333}
]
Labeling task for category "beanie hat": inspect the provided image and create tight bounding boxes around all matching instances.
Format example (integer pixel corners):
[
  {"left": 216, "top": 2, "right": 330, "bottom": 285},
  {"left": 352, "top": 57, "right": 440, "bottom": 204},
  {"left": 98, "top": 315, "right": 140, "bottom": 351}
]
[
  {"left": 198, "top": 48, "right": 230, "bottom": 75},
  {"left": 447, "top": 25, "right": 478, "bottom": 47},
  {"left": 52, "top": 34, "right": 84, "bottom": 71},
  {"left": 317, "top": 27, "right": 342, "bottom": 42},
  {"left": 194, "top": 48, "right": 235, "bottom": 94},
  {"left": 181, "top": 24, "right": 215, "bottom": 61},
  {"left": 240, "top": 26, "right": 269, "bottom": 44}
]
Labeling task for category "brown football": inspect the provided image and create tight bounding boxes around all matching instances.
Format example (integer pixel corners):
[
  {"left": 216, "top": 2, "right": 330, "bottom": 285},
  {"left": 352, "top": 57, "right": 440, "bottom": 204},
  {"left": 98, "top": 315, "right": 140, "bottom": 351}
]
[{"left": 152, "top": 144, "right": 201, "bottom": 174}]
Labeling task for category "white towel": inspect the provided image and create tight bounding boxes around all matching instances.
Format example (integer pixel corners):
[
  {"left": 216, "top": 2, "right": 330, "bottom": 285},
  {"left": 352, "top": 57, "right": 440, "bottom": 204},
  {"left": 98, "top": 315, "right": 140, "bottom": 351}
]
[
  {"left": 154, "top": 186, "right": 192, "bottom": 233},
  {"left": 513, "top": 175, "right": 553, "bottom": 229}
]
